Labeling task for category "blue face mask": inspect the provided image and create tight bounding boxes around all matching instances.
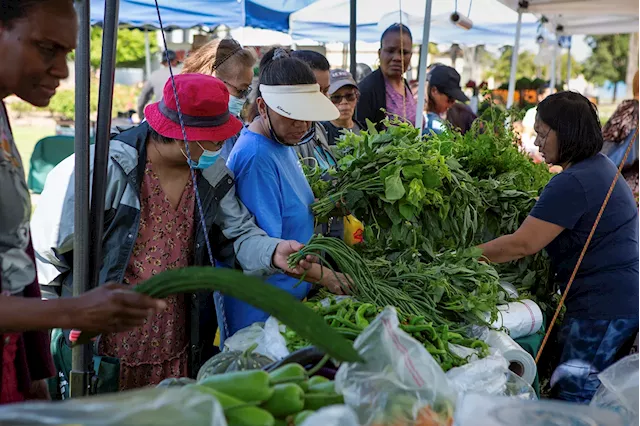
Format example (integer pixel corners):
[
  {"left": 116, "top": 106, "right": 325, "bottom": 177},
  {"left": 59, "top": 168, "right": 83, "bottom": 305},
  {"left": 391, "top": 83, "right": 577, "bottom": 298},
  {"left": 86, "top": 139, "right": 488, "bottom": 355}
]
[
  {"left": 184, "top": 143, "right": 221, "bottom": 169},
  {"left": 228, "top": 95, "right": 246, "bottom": 117}
]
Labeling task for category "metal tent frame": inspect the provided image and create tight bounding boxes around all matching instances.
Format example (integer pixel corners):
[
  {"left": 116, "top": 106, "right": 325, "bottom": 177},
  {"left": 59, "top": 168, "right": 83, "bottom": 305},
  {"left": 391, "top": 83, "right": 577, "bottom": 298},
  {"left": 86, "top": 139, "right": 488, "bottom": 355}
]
[
  {"left": 71, "top": 0, "right": 326, "bottom": 397},
  {"left": 501, "top": 0, "right": 639, "bottom": 107},
  {"left": 71, "top": 0, "right": 119, "bottom": 397}
]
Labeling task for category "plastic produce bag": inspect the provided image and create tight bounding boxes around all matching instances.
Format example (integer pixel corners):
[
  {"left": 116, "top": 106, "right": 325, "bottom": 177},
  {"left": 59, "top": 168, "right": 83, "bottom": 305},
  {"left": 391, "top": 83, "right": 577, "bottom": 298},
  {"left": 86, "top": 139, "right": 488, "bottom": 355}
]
[
  {"left": 224, "top": 317, "right": 290, "bottom": 360},
  {"left": 0, "top": 387, "right": 226, "bottom": 426},
  {"left": 446, "top": 355, "right": 536, "bottom": 400},
  {"left": 335, "top": 307, "right": 456, "bottom": 426},
  {"left": 590, "top": 353, "right": 639, "bottom": 425},
  {"left": 454, "top": 393, "right": 626, "bottom": 426},
  {"left": 300, "top": 405, "right": 360, "bottom": 426}
]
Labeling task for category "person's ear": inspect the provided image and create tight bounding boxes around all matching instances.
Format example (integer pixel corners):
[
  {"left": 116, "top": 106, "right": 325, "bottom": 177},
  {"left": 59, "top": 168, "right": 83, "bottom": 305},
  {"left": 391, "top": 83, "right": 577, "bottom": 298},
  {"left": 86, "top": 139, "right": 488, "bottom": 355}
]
[{"left": 256, "top": 98, "right": 268, "bottom": 119}]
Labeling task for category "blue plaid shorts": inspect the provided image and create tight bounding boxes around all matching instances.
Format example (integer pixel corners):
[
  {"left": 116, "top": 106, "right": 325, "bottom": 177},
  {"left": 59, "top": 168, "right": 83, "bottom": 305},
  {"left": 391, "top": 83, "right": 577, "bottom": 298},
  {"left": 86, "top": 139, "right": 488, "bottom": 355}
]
[{"left": 551, "top": 317, "right": 639, "bottom": 403}]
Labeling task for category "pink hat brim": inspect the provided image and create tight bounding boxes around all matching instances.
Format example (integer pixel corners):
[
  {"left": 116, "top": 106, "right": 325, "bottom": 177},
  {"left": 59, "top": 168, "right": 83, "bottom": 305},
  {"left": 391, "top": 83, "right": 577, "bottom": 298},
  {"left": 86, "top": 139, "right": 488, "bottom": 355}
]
[{"left": 145, "top": 102, "right": 243, "bottom": 142}]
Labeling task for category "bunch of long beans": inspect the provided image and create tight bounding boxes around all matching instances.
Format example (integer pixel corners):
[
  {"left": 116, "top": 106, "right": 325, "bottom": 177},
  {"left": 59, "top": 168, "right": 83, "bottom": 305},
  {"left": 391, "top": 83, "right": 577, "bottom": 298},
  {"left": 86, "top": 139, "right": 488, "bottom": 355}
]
[{"left": 288, "top": 235, "right": 505, "bottom": 328}]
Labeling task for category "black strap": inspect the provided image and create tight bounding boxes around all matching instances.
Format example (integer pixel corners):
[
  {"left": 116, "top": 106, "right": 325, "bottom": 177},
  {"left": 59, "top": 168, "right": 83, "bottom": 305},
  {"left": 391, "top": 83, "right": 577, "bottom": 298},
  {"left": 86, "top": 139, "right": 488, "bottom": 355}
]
[{"left": 158, "top": 101, "right": 230, "bottom": 128}]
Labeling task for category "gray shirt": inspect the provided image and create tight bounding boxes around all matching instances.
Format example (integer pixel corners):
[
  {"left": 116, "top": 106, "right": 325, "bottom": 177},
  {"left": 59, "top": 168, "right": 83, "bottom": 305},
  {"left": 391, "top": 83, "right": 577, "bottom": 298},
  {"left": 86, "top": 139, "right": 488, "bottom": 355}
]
[
  {"left": 0, "top": 102, "right": 36, "bottom": 294},
  {"left": 137, "top": 67, "right": 173, "bottom": 119}
]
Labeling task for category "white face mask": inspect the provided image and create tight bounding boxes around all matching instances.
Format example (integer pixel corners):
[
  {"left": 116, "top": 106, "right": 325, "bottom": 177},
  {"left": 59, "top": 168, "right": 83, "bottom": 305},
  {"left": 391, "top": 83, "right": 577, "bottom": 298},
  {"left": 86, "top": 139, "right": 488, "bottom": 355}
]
[{"left": 228, "top": 95, "right": 246, "bottom": 117}]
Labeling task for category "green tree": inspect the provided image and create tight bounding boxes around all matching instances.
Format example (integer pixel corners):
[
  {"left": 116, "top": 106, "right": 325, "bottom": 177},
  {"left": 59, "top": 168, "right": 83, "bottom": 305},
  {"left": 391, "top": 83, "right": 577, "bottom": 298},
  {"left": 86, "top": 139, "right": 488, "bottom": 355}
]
[
  {"left": 582, "top": 34, "right": 629, "bottom": 102},
  {"left": 70, "top": 28, "right": 158, "bottom": 69},
  {"left": 555, "top": 53, "right": 583, "bottom": 83},
  {"left": 486, "top": 46, "right": 538, "bottom": 83}
]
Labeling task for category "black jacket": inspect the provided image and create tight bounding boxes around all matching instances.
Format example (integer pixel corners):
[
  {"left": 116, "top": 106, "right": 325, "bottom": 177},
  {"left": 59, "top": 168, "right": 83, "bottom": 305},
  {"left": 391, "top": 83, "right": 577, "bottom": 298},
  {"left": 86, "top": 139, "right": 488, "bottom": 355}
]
[
  {"left": 356, "top": 69, "right": 387, "bottom": 130},
  {"left": 356, "top": 69, "right": 412, "bottom": 131}
]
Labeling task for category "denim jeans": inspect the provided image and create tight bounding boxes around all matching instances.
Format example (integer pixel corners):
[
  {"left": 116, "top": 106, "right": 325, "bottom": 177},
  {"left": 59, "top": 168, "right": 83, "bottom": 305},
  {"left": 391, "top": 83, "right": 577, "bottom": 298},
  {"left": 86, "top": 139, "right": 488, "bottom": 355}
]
[{"left": 551, "top": 317, "right": 639, "bottom": 403}]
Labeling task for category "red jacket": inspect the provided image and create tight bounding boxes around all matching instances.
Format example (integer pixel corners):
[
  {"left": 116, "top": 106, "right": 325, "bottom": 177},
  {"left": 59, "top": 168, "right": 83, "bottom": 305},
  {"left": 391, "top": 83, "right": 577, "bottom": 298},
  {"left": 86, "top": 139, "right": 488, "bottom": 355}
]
[{"left": 0, "top": 237, "right": 56, "bottom": 399}]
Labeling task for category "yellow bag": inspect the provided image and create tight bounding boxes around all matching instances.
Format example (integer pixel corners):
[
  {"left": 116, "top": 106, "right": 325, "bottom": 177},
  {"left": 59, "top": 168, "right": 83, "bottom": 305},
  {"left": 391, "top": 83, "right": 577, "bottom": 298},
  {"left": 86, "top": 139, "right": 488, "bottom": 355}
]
[{"left": 343, "top": 215, "right": 365, "bottom": 246}]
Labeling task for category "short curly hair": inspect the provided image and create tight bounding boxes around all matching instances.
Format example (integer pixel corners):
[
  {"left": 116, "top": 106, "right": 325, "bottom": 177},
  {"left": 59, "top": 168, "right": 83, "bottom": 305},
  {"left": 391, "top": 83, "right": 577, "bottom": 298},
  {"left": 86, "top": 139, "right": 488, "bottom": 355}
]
[{"left": 0, "top": 0, "right": 72, "bottom": 26}]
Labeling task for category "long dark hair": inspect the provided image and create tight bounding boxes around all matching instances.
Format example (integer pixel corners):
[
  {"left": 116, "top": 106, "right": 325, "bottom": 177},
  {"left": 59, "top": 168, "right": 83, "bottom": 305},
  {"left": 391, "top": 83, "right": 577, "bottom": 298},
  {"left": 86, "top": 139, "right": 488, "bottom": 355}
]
[
  {"left": 247, "top": 47, "right": 317, "bottom": 121},
  {"left": 537, "top": 91, "right": 603, "bottom": 165}
]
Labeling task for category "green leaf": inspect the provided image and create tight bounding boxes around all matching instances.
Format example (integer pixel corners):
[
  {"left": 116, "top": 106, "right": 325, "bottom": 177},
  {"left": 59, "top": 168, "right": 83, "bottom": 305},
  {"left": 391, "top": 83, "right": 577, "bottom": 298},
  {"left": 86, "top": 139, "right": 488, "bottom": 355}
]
[
  {"left": 422, "top": 169, "right": 442, "bottom": 189},
  {"left": 384, "top": 203, "right": 404, "bottom": 225},
  {"left": 522, "top": 270, "right": 537, "bottom": 289},
  {"left": 75, "top": 267, "right": 363, "bottom": 363},
  {"left": 407, "top": 179, "right": 427, "bottom": 208},
  {"left": 385, "top": 174, "right": 406, "bottom": 201},
  {"left": 399, "top": 203, "right": 416, "bottom": 221},
  {"left": 402, "top": 164, "right": 424, "bottom": 180}
]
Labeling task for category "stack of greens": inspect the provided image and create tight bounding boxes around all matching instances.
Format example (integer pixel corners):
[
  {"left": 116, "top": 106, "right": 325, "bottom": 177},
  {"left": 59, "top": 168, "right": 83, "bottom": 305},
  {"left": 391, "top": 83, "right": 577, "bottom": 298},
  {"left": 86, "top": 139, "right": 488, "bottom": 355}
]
[{"left": 306, "top": 114, "right": 554, "bottom": 305}]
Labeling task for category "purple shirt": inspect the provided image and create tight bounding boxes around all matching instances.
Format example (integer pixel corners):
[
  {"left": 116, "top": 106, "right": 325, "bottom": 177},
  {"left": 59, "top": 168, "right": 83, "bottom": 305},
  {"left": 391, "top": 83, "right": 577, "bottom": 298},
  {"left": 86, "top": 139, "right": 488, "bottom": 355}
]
[{"left": 384, "top": 77, "right": 417, "bottom": 126}]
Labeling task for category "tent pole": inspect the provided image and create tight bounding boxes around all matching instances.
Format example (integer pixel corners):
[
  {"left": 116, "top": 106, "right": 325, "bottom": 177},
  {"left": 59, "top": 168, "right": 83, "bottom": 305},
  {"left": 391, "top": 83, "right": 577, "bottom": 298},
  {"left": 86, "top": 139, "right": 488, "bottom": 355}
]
[
  {"left": 349, "top": 0, "right": 357, "bottom": 78},
  {"left": 550, "top": 34, "right": 557, "bottom": 93},
  {"left": 506, "top": 7, "right": 523, "bottom": 109},
  {"left": 414, "top": 0, "right": 433, "bottom": 131},
  {"left": 88, "top": 0, "right": 119, "bottom": 356},
  {"left": 70, "top": 0, "right": 93, "bottom": 399},
  {"left": 145, "top": 28, "right": 152, "bottom": 79},
  {"left": 566, "top": 40, "right": 571, "bottom": 90}
]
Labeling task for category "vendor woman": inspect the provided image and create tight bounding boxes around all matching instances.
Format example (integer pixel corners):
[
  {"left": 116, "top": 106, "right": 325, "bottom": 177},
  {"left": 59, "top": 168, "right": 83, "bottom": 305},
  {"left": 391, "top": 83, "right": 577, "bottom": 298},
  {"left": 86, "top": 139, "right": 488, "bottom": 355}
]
[{"left": 479, "top": 91, "right": 639, "bottom": 403}]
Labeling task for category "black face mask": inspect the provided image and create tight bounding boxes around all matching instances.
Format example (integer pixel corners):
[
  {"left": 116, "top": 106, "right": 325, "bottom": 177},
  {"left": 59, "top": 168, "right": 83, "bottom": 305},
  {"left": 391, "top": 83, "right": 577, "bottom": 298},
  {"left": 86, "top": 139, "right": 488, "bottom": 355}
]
[{"left": 265, "top": 108, "right": 315, "bottom": 146}]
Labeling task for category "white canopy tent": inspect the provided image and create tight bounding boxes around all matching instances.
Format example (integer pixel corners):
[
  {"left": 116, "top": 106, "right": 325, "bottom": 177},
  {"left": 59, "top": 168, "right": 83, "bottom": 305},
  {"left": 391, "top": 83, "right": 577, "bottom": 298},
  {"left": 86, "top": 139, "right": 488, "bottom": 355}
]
[
  {"left": 497, "top": 0, "right": 639, "bottom": 107},
  {"left": 290, "top": 0, "right": 541, "bottom": 46},
  {"left": 502, "top": 0, "right": 638, "bottom": 35}
]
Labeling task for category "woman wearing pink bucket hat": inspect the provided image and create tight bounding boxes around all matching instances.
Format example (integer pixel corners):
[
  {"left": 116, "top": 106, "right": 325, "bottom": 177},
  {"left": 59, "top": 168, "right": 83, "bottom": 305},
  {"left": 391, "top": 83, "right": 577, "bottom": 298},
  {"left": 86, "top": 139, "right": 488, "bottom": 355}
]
[{"left": 33, "top": 73, "right": 324, "bottom": 389}]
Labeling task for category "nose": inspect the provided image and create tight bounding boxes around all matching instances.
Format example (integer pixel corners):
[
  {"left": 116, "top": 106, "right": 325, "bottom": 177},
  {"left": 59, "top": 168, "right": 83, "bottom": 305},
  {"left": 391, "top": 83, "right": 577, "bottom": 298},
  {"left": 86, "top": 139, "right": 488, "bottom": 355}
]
[
  {"left": 534, "top": 135, "right": 542, "bottom": 147},
  {"left": 50, "top": 53, "right": 69, "bottom": 80}
]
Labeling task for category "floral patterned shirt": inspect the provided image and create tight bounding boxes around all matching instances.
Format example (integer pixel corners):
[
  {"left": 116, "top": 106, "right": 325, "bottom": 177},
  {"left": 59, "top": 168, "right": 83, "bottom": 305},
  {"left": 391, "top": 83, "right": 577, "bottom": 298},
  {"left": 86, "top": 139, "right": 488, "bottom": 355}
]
[{"left": 100, "top": 160, "right": 195, "bottom": 390}]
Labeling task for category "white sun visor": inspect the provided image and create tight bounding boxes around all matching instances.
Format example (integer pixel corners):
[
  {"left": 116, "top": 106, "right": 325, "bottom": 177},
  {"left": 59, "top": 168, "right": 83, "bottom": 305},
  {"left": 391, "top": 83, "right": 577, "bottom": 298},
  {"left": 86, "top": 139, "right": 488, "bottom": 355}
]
[{"left": 260, "top": 84, "right": 339, "bottom": 122}]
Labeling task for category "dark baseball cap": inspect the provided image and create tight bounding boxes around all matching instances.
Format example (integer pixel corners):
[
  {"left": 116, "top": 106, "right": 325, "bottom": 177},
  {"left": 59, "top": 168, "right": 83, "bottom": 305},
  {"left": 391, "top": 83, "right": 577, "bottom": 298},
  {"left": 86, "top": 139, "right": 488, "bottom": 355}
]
[
  {"left": 329, "top": 69, "right": 358, "bottom": 95},
  {"left": 427, "top": 65, "right": 469, "bottom": 102},
  {"left": 162, "top": 50, "right": 177, "bottom": 63}
]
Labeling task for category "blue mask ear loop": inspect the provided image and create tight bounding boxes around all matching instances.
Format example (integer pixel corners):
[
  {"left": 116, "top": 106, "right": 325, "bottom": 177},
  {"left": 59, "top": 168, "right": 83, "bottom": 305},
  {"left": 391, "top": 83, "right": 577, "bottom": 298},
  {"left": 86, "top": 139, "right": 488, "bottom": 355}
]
[
  {"left": 153, "top": 1, "right": 229, "bottom": 340},
  {"left": 265, "top": 108, "right": 316, "bottom": 147}
]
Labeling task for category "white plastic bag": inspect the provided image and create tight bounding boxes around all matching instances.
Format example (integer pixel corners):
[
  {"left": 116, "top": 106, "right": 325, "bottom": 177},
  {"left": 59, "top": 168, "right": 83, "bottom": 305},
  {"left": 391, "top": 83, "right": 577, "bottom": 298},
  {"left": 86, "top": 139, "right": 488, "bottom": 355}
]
[
  {"left": 446, "top": 355, "right": 509, "bottom": 396},
  {"left": 455, "top": 393, "right": 627, "bottom": 426},
  {"left": 300, "top": 405, "right": 360, "bottom": 426},
  {"left": 224, "top": 317, "right": 290, "bottom": 360},
  {"left": 446, "top": 354, "right": 536, "bottom": 400},
  {"left": 590, "top": 353, "right": 639, "bottom": 425},
  {"left": 335, "top": 307, "right": 456, "bottom": 426},
  {"left": 0, "top": 387, "right": 226, "bottom": 426}
]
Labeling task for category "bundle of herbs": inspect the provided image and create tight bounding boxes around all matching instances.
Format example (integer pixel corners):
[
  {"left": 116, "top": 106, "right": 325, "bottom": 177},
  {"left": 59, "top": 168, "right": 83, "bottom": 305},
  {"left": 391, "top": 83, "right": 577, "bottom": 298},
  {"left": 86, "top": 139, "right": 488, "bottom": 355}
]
[{"left": 310, "top": 115, "right": 554, "bottom": 307}]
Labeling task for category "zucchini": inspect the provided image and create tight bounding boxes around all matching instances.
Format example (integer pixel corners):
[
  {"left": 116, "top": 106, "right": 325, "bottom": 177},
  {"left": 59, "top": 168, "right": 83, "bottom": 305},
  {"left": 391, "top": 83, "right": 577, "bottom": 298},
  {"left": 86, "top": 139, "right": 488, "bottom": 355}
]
[{"left": 73, "top": 267, "right": 362, "bottom": 363}]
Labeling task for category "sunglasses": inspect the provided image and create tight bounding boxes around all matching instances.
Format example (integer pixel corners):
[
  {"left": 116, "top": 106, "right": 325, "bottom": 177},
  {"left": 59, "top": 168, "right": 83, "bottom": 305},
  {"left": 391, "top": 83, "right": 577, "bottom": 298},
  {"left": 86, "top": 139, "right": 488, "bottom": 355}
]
[
  {"left": 330, "top": 93, "right": 358, "bottom": 104},
  {"left": 223, "top": 80, "right": 253, "bottom": 99}
]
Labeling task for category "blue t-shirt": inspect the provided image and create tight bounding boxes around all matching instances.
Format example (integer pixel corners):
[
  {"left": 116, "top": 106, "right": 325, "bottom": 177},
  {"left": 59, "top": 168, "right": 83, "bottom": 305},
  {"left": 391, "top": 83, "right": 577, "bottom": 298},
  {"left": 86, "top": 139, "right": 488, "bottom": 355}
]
[
  {"left": 423, "top": 112, "right": 445, "bottom": 136},
  {"left": 530, "top": 153, "right": 639, "bottom": 320},
  {"left": 225, "top": 129, "right": 314, "bottom": 334},
  {"left": 218, "top": 131, "right": 242, "bottom": 161}
]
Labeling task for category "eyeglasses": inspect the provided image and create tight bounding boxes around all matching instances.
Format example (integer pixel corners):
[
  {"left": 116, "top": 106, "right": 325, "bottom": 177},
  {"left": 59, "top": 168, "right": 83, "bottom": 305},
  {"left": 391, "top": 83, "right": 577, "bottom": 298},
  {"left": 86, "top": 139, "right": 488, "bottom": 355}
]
[
  {"left": 535, "top": 127, "right": 552, "bottom": 147},
  {"left": 330, "top": 93, "right": 358, "bottom": 104},
  {"left": 222, "top": 80, "right": 252, "bottom": 99}
]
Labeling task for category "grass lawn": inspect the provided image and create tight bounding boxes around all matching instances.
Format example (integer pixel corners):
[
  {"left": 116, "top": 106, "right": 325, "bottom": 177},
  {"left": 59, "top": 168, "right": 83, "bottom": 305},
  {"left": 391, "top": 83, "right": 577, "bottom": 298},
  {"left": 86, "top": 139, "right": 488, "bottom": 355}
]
[{"left": 12, "top": 122, "right": 56, "bottom": 179}]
